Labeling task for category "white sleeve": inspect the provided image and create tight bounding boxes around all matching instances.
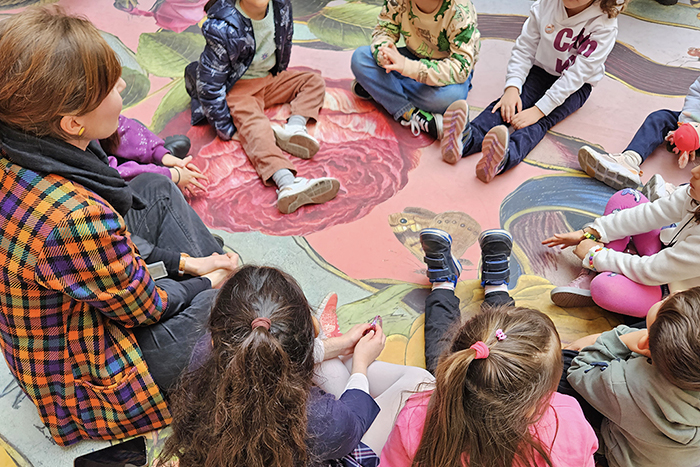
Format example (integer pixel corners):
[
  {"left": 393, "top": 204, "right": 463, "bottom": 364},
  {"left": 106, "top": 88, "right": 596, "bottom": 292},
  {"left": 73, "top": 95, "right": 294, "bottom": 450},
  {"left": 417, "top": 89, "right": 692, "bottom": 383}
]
[
  {"left": 504, "top": 2, "right": 541, "bottom": 93},
  {"left": 313, "top": 337, "right": 325, "bottom": 364},
  {"left": 592, "top": 187, "right": 692, "bottom": 243},
  {"left": 344, "top": 372, "right": 370, "bottom": 394},
  {"left": 680, "top": 76, "right": 700, "bottom": 124},
  {"left": 535, "top": 24, "right": 617, "bottom": 115}
]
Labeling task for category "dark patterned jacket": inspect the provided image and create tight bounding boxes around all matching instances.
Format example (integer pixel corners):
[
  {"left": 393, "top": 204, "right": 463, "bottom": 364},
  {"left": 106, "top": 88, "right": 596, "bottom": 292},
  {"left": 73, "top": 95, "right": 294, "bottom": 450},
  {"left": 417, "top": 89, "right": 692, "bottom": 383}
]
[
  {"left": 0, "top": 157, "right": 171, "bottom": 446},
  {"left": 187, "top": 0, "right": 293, "bottom": 140}
]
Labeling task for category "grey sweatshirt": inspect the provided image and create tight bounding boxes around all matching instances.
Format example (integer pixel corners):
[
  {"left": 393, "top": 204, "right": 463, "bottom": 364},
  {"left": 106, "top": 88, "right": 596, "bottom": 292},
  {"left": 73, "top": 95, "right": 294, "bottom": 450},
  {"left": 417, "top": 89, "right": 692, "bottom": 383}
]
[{"left": 568, "top": 325, "right": 700, "bottom": 467}]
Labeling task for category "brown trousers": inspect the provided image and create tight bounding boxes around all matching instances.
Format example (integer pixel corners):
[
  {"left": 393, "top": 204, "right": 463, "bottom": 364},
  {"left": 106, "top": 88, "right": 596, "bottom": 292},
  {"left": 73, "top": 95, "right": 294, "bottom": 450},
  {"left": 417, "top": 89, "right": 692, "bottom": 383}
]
[{"left": 225, "top": 70, "right": 326, "bottom": 185}]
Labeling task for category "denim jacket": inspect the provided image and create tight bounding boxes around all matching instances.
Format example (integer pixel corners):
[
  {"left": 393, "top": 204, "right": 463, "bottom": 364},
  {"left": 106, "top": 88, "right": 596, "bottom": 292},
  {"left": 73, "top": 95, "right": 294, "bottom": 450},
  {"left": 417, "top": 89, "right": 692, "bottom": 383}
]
[{"left": 186, "top": 0, "right": 293, "bottom": 140}]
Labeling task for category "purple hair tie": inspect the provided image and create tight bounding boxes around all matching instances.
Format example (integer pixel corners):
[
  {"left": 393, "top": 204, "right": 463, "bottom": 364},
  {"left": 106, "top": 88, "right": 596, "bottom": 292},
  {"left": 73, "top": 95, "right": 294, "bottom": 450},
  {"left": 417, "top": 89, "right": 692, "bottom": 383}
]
[
  {"left": 469, "top": 341, "right": 490, "bottom": 359},
  {"left": 495, "top": 329, "right": 507, "bottom": 341}
]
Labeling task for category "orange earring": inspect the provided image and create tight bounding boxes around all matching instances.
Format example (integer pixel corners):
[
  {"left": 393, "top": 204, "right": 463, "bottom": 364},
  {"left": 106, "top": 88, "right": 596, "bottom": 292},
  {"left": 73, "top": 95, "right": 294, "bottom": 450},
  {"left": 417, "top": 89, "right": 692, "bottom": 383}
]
[{"left": 78, "top": 127, "right": 85, "bottom": 137}]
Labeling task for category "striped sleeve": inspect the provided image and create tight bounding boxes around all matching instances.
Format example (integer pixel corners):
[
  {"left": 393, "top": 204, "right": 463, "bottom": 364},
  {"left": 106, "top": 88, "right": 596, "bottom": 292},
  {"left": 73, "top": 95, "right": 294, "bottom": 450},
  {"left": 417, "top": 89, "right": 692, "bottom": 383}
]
[{"left": 34, "top": 203, "right": 168, "bottom": 327}]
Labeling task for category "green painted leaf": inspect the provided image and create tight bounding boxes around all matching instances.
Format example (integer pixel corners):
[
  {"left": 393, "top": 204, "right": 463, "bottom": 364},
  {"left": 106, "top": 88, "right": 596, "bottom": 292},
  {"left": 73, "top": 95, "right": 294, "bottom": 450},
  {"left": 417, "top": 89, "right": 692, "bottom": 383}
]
[
  {"left": 291, "top": 0, "right": 332, "bottom": 17},
  {"left": 150, "top": 78, "right": 190, "bottom": 134},
  {"left": 121, "top": 67, "right": 151, "bottom": 109},
  {"left": 101, "top": 31, "right": 145, "bottom": 75},
  {"left": 136, "top": 31, "right": 205, "bottom": 78},
  {"left": 307, "top": 3, "right": 381, "bottom": 49}
]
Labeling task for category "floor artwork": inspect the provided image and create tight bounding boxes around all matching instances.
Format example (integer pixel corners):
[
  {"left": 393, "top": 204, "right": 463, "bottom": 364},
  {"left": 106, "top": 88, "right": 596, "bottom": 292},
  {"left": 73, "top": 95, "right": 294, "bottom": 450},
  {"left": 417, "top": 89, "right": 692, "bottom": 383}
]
[{"left": 0, "top": 0, "right": 698, "bottom": 464}]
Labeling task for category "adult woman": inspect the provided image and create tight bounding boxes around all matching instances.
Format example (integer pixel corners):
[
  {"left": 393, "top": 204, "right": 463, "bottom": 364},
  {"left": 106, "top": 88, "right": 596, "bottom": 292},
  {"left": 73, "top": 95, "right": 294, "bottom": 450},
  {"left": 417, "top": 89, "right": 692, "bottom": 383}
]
[
  {"left": 0, "top": 7, "right": 237, "bottom": 446},
  {"left": 160, "top": 265, "right": 434, "bottom": 466}
]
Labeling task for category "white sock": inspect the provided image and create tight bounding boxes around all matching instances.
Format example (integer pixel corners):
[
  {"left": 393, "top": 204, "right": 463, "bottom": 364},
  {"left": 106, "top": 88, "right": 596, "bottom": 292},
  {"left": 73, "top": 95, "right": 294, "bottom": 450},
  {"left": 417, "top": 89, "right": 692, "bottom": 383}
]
[
  {"left": 432, "top": 282, "right": 455, "bottom": 291},
  {"left": 622, "top": 150, "right": 643, "bottom": 166},
  {"left": 272, "top": 169, "right": 295, "bottom": 189},
  {"left": 484, "top": 284, "right": 508, "bottom": 295},
  {"left": 286, "top": 115, "right": 308, "bottom": 131}
]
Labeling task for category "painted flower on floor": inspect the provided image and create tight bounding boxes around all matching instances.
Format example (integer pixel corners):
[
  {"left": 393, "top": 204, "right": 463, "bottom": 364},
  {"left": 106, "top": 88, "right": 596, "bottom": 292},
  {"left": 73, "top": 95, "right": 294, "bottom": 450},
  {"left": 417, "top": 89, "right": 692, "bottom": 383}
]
[
  {"left": 181, "top": 76, "right": 431, "bottom": 237},
  {"left": 114, "top": 0, "right": 207, "bottom": 33}
]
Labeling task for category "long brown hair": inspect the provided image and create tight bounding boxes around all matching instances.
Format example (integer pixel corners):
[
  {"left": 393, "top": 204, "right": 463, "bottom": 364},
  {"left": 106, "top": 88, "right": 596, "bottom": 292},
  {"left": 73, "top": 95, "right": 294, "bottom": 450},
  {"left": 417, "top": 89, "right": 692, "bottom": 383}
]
[
  {"left": 411, "top": 305, "right": 562, "bottom": 467},
  {"left": 0, "top": 6, "right": 121, "bottom": 139},
  {"left": 160, "top": 265, "right": 316, "bottom": 467},
  {"left": 649, "top": 287, "right": 700, "bottom": 392},
  {"left": 598, "top": 0, "right": 628, "bottom": 18}
]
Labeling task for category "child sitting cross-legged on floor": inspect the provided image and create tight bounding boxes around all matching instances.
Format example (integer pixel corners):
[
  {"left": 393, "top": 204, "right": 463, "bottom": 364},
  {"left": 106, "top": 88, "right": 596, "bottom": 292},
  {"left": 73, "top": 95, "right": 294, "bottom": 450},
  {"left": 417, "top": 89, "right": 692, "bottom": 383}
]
[
  {"left": 543, "top": 164, "right": 700, "bottom": 318},
  {"left": 186, "top": 0, "right": 340, "bottom": 214},
  {"left": 380, "top": 229, "right": 598, "bottom": 467},
  {"left": 441, "top": 0, "right": 628, "bottom": 183},
  {"left": 561, "top": 288, "right": 700, "bottom": 467},
  {"left": 350, "top": 0, "right": 481, "bottom": 140}
]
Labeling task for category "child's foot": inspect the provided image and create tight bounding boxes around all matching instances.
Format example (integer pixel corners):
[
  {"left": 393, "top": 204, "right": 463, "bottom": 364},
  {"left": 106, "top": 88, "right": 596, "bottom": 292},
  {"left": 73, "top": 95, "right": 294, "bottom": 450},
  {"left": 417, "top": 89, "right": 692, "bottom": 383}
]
[
  {"left": 441, "top": 100, "right": 470, "bottom": 164},
  {"left": 272, "top": 124, "right": 320, "bottom": 160},
  {"left": 419, "top": 228, "right": 462, "bottom": 285},
  {"left": 479, "top": 229, "right": 514, "bottom": 309},
  {"left": 351, "top": 79, "right": 373, "bottom": 100},
  {"left": 578, "top": 146, "right": 642, "bottom": 190},
  {"left": 550, "top": 269, "right": 595, "bottom": 308},
  {"left": 476, "top": 125, "right": 509, "bottom": 183},
  {"left": 401, "top": 108, "right": 443, "bottom": 140},
  {"left": 641, "top": 173, "right": 677, "bottom": 202},
  {"left": 276, "top": 177, "right": 340, "bottom": 214}
]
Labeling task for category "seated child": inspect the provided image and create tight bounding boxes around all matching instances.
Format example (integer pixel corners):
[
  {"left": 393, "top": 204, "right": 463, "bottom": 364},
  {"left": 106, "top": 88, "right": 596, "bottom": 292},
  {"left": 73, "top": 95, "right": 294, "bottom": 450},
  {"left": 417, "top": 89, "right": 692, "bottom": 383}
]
[
  {"left": 579, "top": 75, "right": 700, "bottom": 190},
  {"left": 382, "top": 230, "right": 598, "bottom": 466},
  {"left": 104, "top": 115, "right": 207, "bottom": 195},
  {"left": 350, "top": 0, "right": 480, "bottom": 140},
  {"left": 565, "top": 288, "right": 700, "bottom": 467},
  {"left": 186, "top": 0, "right": 340, "bottom": 214},
  {"left": 542, "top": 165, "right": 700, "bottom": 318},
  {"left": 441, "top": 0, "right": 626, "bottom": 183}
]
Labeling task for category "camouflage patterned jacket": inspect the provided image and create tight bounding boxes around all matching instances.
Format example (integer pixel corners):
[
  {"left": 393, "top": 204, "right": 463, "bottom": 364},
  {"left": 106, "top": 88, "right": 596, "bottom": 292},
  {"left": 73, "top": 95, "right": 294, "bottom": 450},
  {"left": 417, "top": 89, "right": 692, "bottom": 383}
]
[{"left": 371, "top": 0, "right": 480, "bottom": 86}]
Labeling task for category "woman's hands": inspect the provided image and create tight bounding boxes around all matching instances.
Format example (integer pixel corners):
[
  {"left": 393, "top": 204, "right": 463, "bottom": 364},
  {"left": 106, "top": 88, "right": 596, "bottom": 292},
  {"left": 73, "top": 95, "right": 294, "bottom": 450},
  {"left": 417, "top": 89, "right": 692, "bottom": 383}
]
[
  {"left": 351, "top": 324, "right": 387, "bottom": 376},
  {"left": 163, "top": 154, "right": 208, "bottom": 195}
]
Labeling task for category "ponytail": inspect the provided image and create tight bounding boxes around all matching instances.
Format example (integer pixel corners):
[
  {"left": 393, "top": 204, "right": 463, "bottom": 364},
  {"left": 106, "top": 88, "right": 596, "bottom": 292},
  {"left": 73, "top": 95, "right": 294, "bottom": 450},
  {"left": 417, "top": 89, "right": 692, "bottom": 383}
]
[
  {"left": 411, "top": 306, "right": 561, "bottom": 467},
  {"left": 161, "top": 266, "right": 316, "bottom": 467}
]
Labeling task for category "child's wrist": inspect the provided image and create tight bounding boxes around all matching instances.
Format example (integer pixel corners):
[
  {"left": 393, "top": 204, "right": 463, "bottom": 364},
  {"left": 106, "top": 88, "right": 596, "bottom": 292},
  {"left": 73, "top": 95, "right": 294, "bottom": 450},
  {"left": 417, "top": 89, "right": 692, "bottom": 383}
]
[{"left": 584, "top": 246, "right": 607, "bottom": 271}]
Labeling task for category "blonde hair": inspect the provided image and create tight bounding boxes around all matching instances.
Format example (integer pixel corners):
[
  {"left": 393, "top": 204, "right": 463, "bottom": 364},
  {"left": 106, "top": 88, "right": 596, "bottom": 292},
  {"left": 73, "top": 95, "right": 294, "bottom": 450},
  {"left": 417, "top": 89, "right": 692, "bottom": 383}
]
[{"left": 0, "top": 7, "right": 122, "bottom": 139}]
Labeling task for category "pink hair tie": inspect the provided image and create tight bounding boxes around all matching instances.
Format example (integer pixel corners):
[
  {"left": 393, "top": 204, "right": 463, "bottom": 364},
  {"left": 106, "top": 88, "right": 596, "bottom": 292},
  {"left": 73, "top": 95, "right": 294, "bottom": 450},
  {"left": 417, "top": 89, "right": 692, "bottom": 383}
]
[
  {"left": 495, "top": 329, "right": 507, "bottom": 341},
  {"left": 469, "top": 341, "right": 490, "bottom": 359},
  {"left": 251, "top": 317, "right": 271, "bottom": 330}
]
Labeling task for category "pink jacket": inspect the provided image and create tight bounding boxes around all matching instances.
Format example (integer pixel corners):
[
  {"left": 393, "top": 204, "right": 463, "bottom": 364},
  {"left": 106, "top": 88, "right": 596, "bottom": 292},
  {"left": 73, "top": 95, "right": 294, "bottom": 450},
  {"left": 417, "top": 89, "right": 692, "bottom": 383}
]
[{"left": 379, "top": 391, "right": 597, "bottom": 467}]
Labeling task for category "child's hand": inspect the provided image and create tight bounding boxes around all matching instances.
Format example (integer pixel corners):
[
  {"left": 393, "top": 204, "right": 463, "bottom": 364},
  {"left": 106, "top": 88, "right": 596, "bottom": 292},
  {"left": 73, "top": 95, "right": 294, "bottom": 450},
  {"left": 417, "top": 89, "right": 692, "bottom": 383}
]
[
  {"left": 565, "top": 333, "right": 601, "bottom": 351},
  {"left": 511, "top": 106, "right": 545, "bottom": 130},
  {"left": 619, "top": 329, "right": 651, "bottom": 357},
  {"left": 184, "top": 251, "right": 240, "bottom": 277},
  {"left": 574, "top": 238, "right": 603, "bottom": 260},
  {"left": 492, "top": 87, "right": 522, "bottom": 123},
  {"left": 337, "top": 323, "right": 373, "bottom": 356},
  {"left": 542, "top": 230, "right": 584, "bottom": 249},
  {"left": 351, "top": 324, "right": 387, "bottom": 376},
  {"left": 379, "top": 43, "right": 406, "bottom": 75}
]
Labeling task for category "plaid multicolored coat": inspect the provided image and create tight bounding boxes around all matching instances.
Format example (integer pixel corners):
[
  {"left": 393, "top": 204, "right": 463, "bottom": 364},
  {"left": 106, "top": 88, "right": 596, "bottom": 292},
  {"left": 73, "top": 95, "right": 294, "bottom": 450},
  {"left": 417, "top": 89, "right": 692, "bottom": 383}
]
[{"left": 0, "top": 157, "right": 171, "bottom": 446}]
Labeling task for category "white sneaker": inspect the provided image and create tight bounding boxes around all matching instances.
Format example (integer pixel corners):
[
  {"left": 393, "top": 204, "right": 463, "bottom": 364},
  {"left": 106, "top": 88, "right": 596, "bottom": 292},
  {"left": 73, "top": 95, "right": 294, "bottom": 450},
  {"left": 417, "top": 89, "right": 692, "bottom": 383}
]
[
  {"left": 276, "top": 177, "right": 340, "bottom": 214},
  {"left": 578, "top": 146, "right": 642, "bottom": 190},
  {"left": 642, "top": 174, "right": 678, "bottom": 202},
  {"left": 272, "top": 124, "right": 320, "bottom": 160}
]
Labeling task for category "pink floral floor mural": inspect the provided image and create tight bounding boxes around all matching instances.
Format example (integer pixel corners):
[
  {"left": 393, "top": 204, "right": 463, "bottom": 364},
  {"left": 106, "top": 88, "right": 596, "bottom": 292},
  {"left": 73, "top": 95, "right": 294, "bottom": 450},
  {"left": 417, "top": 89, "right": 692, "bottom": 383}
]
[{"left": 0, "top": 0, "right": 698, "bottom": 464}]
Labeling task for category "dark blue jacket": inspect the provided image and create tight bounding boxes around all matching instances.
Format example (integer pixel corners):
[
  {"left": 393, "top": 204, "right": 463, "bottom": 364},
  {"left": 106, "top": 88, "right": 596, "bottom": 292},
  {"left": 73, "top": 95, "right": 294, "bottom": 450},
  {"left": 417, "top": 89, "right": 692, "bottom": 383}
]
[{"left": 185, "top": 0, "right": 293, "bottom": 140}]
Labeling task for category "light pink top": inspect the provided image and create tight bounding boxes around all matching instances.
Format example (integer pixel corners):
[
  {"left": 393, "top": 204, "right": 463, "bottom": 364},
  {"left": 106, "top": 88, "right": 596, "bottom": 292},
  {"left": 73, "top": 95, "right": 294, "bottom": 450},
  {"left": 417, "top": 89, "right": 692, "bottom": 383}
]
[{"left": 379, "top": 391, "right": 597, "bottom": 467}]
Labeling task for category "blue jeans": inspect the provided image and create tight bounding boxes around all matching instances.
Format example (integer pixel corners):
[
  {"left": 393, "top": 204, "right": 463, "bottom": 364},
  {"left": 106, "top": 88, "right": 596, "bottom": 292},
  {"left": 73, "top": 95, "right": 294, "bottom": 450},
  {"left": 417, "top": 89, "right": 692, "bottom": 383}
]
[
  {"left": 351, "top": 45, "right": 473, "bottom": 120},
  {"left": 625, "top": 109, "right": 680, "bottom": 161},
  {"left": 464, "top": 66, "right": 592, "bottom": 173},
  {"left": 125, "top": 173, "right": 222, "bottom": 392}
]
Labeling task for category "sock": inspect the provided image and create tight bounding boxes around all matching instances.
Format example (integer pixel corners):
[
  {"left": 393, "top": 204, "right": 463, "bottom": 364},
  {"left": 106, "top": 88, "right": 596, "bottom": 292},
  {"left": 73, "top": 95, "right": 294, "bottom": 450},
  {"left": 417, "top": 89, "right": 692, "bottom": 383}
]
[
  {"left": 622, "top": 150, "right": 643, "bottom": 166},
  {"left": 432, "top": 281, "right": 455, "bottom": 291},
  {"left": 272, "top": 169, "right": 295, "bottom": 189},
  {"left": 286, "top": 115, "right": 308, "bottom": 131},
  {"left": 401, "top": 108, "right": 415, "bottom": 121},
  {"left": 484, "top": 284, "right": 508, "bottom": 295}
]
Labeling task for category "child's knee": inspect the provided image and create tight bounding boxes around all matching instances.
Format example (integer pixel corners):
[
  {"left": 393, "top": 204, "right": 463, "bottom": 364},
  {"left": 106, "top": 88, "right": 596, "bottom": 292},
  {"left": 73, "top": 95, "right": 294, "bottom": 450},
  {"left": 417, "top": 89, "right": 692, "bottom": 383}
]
[{"left": 350, "top": 45, "right": 375, "bottom": 74}]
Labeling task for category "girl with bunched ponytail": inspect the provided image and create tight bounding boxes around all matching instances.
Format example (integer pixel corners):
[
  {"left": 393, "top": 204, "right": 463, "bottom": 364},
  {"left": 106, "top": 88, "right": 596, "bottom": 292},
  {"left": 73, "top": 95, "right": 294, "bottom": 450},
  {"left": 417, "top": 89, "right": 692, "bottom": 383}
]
[
  {"left": 161, "top": 265, "right": 433, "bottom": 466},
  {"left": 381, "top": 305, "right": 599, "bottom": 467}
]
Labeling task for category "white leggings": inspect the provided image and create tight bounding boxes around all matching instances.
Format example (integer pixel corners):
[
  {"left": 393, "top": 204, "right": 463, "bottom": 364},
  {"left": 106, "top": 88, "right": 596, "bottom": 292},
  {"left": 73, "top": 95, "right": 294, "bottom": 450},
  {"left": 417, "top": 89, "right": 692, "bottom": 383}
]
[{"left": 313, "top": 358, "right": 434, "bottom": 455}]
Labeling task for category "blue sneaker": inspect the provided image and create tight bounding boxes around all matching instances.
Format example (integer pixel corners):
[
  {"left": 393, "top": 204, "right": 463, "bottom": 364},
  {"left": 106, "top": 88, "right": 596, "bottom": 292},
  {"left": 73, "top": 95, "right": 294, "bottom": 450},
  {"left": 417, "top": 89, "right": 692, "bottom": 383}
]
[
  {"left": 478, "top": 229, "right": 512, "bottom": 286},
  {"left": 420, "top": 228, "right": 462, "bottom": 285}
]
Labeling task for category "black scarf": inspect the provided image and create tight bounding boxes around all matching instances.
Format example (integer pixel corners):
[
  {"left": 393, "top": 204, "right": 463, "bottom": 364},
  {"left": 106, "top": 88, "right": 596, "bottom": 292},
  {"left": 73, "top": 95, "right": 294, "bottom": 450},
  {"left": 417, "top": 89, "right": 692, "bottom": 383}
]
[{"left": 0, "top": 122, "right": 145, "bottom": 216}]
